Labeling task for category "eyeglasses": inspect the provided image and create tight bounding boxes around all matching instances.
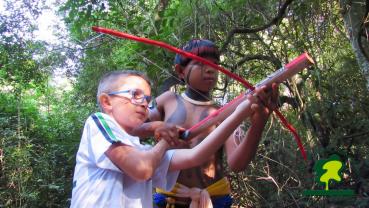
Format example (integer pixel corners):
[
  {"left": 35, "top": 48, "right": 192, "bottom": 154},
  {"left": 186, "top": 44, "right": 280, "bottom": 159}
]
[{"left": 108, "top": 89, "right": 152, "bottom": 105}]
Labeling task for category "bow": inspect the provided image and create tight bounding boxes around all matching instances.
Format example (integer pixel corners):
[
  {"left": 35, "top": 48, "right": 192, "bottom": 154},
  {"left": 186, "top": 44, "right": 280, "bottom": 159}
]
[{"left": 92, "top": 26, "right": 308, "bottom": 161}]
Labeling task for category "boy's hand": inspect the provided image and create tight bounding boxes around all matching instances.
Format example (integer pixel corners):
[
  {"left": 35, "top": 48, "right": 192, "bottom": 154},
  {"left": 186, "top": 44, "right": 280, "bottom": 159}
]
[
  {"left": 154, "top": 123, "right": 188, "bottom": 148},
  {"left": 248, "top": 83, "right": 279, "bottom": 123}
]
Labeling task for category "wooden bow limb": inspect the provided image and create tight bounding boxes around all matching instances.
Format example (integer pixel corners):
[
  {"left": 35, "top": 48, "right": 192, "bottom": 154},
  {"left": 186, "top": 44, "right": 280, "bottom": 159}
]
[{"left": 92, "top": 26, "right": 314, "bottom": 161}]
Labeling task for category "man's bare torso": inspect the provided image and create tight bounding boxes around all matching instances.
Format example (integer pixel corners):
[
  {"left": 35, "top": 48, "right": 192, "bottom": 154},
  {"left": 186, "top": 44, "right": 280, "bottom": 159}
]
[{"left": 161, "top": 92, "right": 225, "bottom": 188}]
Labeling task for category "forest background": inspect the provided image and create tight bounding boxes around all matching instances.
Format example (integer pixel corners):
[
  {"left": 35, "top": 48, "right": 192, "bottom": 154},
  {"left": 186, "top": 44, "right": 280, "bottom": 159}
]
[{"left": 1, "top": 0, "right": 369, "bottom": 207}]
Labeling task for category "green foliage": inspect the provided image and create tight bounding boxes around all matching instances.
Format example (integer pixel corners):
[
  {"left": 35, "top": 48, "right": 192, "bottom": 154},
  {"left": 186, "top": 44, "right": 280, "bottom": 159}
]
[
  {"left": 0, "top": 86, "right": 93, "bottom": 207},
  {"left": 1, "top": 0, "right": 369, "bottom": 207}
]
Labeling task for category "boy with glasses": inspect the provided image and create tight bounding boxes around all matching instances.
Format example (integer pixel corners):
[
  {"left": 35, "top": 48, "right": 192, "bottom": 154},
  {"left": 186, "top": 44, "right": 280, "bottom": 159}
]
[{"left": 70, "top": 70, "right": 274, "bottom": 208}]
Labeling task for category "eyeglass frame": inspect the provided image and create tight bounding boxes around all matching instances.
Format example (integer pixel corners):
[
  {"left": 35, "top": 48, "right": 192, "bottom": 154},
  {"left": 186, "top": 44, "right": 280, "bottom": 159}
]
[{"left": 108, "top": 89, "right": 152, "bottom": 105}]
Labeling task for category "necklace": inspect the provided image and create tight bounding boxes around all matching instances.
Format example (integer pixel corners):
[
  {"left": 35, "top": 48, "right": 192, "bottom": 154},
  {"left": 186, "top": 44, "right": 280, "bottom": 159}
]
[{"left": 181, "top": 93, "right": 214, "bottom": 106}]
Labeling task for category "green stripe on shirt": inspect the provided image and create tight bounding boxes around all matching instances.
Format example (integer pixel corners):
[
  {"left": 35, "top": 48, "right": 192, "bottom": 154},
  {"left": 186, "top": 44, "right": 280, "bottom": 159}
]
[{"left": 96, "top": 113, "right": 119, "bottom": 142}]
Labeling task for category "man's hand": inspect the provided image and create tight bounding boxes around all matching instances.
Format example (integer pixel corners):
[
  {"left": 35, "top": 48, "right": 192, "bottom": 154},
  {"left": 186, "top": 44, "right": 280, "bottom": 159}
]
[
  {"left": 248, "top": 83, "right": 279, "bottom": 123},
  {"left": 154, "top": 123, "right": 188, "bottom": 148}
]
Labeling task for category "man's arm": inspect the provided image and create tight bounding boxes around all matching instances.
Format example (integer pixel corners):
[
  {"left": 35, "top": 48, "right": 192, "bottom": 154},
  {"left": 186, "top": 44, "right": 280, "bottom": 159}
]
[
  {"left": 131, "top": 91, "right": 185, "bottom": 146},
  {"left": 225, "top": 84, "right": 279, "bottom": 172},
  {"left": 130, "top": 94, "right": 165, "bottom": 138},
  {"left": 130, "top": 120, "right": 166, "bottom": 138},
  {"left": 224, "top": 117, "right": 267, "bottom": 172},
  {"left": 105, "top": 139, "right": 169, "bottom": 181}
]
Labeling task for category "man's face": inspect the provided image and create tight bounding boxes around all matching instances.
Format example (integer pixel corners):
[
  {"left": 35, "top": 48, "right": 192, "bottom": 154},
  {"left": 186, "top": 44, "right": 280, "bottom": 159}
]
[
  {"left": 108, "top": 75, "right": 151, "bottom": 132},
  {"left": 182, "top": 56, "right": 219, "bottom": 92}
]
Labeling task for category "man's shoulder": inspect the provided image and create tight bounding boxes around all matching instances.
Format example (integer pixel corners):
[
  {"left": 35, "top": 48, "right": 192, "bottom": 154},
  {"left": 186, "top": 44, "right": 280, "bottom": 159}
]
[
  {"left": 159, "top": 90, "right": 178, "bottom": 98},
  {"left": 156, "top": 91, "right": 180, "bottom": 104}
]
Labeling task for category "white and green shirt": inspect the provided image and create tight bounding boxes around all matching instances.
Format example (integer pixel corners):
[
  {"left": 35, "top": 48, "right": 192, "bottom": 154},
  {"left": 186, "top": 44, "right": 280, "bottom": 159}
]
[{"left": 70, "top": 112, "right": 179, "bottom": 208}]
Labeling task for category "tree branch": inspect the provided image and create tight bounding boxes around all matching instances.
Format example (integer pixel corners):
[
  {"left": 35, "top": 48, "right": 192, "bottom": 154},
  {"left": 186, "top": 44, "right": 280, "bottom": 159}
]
[
  {"left": 357, "top": 0, "right": 369, "bottom": 62},
  {"left": 236, "top": 54, "right": 282, "bottom": 69},
  {"left": 220, "top": 0, "right": 294, "bottom": 52}
]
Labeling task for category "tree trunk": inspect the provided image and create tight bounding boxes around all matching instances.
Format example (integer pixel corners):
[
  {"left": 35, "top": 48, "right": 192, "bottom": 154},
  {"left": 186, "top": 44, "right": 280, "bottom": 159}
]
[{"left": 340, "top": 0, "right": 369, "bottom": 89}]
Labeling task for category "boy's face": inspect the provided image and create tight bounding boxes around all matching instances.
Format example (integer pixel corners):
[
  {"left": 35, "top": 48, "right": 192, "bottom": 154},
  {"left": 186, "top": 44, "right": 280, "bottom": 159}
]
[
  {"left": 180, "top": 56, "right": 219, "bottom": 93},
  {"left": 107, "top": 75, "right": 151, "bottom": 132}
]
